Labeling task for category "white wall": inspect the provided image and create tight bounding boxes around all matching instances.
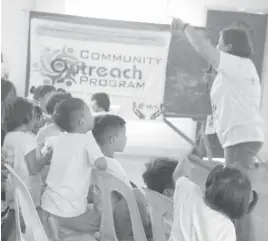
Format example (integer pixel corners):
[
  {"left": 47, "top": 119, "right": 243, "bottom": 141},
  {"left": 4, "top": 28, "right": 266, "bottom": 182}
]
[
  {"left": 1, "top": 0, "right": 35, "bottom": 95},
  {"left": 66, "top": 0, "right": 170, "bottom": 23},
  {"left": 34, "top": 0, "right": 66, "bottom": 13},
  {"left": 1, "top": 0, "right": 66, "bottom": 96}
]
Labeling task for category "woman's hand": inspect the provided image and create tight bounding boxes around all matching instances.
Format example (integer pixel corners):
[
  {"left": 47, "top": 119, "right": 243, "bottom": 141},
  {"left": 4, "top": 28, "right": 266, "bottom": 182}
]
[{"left": 171, "top": 18, "right": 220, "bottom": 68}]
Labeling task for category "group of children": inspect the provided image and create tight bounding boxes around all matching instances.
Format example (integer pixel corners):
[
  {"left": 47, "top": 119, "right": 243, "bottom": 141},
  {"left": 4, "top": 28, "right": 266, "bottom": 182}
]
[
  {"left": 1, "top": 82, "right": 133, "bottom": 240},
  {"left": 1, "top": 81, "right": 259, "bottom": 241}
]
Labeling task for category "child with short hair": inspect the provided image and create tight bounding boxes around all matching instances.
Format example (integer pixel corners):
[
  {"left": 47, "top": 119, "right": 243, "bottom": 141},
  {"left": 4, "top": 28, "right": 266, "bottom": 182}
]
[
  {"left": 36, "top": 92, "right": 72, "bottom": 145},
  {"left": 92, "top": 115, "right": 129, "bottom": 185},
  {"left": 113, "top": 157, "right": 179, "bottom": 241},
  {"left": 2, "top": 97, "right": 53, "bottom": 240},
  {"left": 142, "top": 158, "right": 178, "bottom": 198},
  {"left": 91, "top": 92, "right": 111, "bottom": 115},
  {"left": 92, "top": 115, "right": 154, "bottom": 240},
  {"left": 170, "top": 157, "right": 258, "bottom": 241},
  {"left": 58, "top": 115, "right": 130, "bottom": 238},
  {"left": 41, "top": 98, "right": 107, "bottom": 241}
]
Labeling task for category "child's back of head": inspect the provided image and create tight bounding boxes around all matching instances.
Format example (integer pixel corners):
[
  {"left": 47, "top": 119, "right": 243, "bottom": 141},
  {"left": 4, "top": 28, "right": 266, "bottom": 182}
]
[
  {"left": 3, "top": 97, "right": 35, "bottom": 133},
  {"left": 93, "top": 115, "right": 127, "bottom": 153},
  {"left": 53, "top": 98, "right": 94, "bottom": 133},
  {"left": 46, "top": 92, "right": 73, "bottom": 115},
  {"left": 30, "top": 85, "right": 56, "bottom": 101},
  {"left": 1, "top": 79, "right": 16, "bottom": 105},
  {"left": 205, "top": 165, "right": 257, "bottom": 220},
  {"left": 91, "top": 92, "right": 110, "bottom": 113},
  {"left": 142, "top": 158, "right": 178, "bottom": 197}
]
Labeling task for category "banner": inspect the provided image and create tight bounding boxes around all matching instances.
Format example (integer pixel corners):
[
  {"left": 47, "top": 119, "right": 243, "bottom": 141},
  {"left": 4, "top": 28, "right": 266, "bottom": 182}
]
[{"left": 29, "top": 15, "right": 171, "bottom": 120}]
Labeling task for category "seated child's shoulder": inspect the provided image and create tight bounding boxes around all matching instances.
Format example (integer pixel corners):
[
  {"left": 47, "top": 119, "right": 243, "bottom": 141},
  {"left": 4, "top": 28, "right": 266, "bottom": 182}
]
[
  {"left": 176, "top": 176, "right": 191, "bottom": 185},
  {"left": 39, "top": 123, "right": 60, "bottom": 134},
  {"left": 86, "top": 131, "right": 95, "bottom": 139},
  {"left": 5, "top": 131, "right": 35, "bottom": 143}
]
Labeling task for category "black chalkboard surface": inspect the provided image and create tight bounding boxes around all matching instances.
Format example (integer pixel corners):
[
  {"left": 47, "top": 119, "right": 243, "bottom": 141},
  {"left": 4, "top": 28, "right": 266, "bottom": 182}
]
[{"left": 163, "top": 29, "right": 212, "bottom": 119}]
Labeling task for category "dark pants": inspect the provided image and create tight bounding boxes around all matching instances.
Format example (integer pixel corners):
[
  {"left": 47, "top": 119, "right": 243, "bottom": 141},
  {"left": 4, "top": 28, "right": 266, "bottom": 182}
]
[{"left": 224, "top": 141, "right": 263, "bottom": 241}]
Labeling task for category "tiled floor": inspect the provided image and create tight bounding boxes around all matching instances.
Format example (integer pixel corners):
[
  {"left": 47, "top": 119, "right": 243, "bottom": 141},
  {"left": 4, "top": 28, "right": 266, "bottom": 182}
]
[{"left": 117, "top": 155, "right": 268, "bottom": 241}]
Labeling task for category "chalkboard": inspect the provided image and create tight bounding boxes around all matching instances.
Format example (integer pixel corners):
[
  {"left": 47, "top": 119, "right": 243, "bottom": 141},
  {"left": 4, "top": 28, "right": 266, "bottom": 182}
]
[
  {"left": 163, "top": 29, "right": 212, "bottom": 119},
  {"left": 163, "top": 11, "right": 268, "bottom": 119}
]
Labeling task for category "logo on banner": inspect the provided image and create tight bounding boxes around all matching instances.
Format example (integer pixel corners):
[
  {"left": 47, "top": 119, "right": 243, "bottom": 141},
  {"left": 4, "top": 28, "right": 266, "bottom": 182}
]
[
  {"left": 32, "top": 46, "right": 164, "bottom": 91},
  {"left": 132, "top": 102, "right": 163, "bottom": 120},
  {"left": 33, "top": 47, "right": 78, "bottom": 86}
]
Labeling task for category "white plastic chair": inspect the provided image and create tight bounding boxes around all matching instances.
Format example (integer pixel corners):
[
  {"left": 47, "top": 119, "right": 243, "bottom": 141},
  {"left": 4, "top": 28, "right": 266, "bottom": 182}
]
[
  {"left": 4, "top": 164, "right": 49, "bottom": 241},
  {"left": 92, "top": 169, "right": 148, "bottom": 241},
  {"left": 144, "top": 188, "right": 173, "bottom": 241}
]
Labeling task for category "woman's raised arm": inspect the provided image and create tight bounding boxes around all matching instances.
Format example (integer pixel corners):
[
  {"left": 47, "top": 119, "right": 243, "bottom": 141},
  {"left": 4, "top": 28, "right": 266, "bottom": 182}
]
[{"left": 171, "top": 19, "right": 220, "bottom": 69}]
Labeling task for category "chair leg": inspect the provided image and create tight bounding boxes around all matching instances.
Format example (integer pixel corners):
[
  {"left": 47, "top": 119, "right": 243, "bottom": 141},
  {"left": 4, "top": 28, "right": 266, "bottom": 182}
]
[
  {"left": 48, "top": 214, "right": 63, "bottom": 241},
  {"left": 2, "top": 210, "right": 15, "bottom": 241},
  {"left": 41, "top": 211, "right": 63, "bottom": 241}
]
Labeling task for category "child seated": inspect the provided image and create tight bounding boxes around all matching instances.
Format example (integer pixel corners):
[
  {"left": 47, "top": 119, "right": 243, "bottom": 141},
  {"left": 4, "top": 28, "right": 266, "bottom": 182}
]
[
  {"left": 2, "top": 97, "right": 53, "bottom": 240},
  {"left": 92, "top": 115, "right": 129, "bottom": 186},
  {"left": 36, "top": 92, "right": 72, "bottom": 145},
  {"left": 59, "top": 114, "right": 130, "bottom": 237},
  {"left": 41, "top": 98, "right": 107, "bottom": 241},
  {"left": 37, "top": 93, "right": 73, "bottom": 195},
  {"left": 170, "top": 157, "right": 258, "bottom": 241},
  {"left": 93, "top": 115, "right": 157, "bottom": 240},
  {"left": 91, "top": 115, "right": 130, "bottom": 229},
  {"left": 113, "top": 157, "right": 178, "bottom": 240},
  {"left": 91, "top": 92, "right": 111, "bottom": 116}
]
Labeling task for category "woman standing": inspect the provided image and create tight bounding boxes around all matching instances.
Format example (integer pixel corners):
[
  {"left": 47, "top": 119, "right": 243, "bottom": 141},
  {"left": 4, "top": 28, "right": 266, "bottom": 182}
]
[{"left": 171, "top": 19, "right": 264, "bottom": 241}]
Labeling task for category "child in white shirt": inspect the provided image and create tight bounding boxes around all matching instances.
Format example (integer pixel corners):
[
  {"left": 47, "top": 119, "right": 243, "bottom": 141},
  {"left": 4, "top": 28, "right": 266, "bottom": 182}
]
[
  {"left": 2, "top": 97, "right": 52, "bottom": 240},
  {"left": 41, "top": 98, "right": 107, "bottom": 241},
  {"left": 36, "top": 93, "right": 73, "bottom": 196},
  {"left": 36, "top": 92, "right": 72, "bottom": 145},
  {"left": 169, "top": 156, "right": 258, "bottom": 241},
  {"left": 92, "top": 115, "right": 129, "bottom": 186},
  {"left": 58, "top": 114, "right": 130, "bottom": 238},
  {"left": 3, "top": 97, "right": 52, "bottom": 207}
]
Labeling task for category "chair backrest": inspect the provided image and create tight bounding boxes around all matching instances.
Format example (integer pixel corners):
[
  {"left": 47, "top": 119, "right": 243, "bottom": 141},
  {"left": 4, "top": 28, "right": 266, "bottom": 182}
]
[
  {"left": 92, "top": 169, "right": 148, "bottom": 241},
  {"left": 4, "top": 164, "right": 49, "bottom": 241},
  {"left": 144, "top": 188, "right": 173, "bottom": 241}
]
